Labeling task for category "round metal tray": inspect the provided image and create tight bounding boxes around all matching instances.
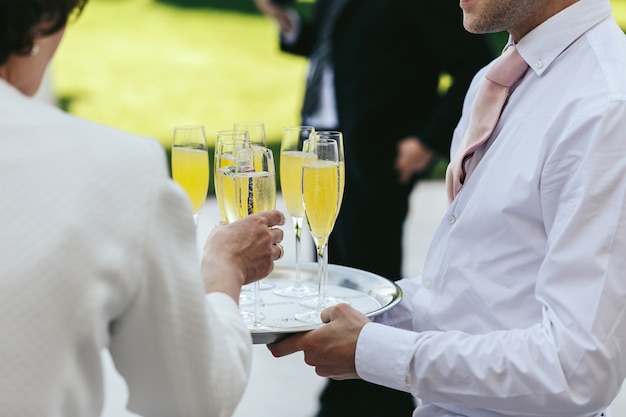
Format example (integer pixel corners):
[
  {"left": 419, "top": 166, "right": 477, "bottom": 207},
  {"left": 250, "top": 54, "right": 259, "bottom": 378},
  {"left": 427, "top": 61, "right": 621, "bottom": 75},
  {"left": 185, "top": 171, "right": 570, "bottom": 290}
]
[{"left": 246, "top": 261, "right": 402, "bottom": 344}]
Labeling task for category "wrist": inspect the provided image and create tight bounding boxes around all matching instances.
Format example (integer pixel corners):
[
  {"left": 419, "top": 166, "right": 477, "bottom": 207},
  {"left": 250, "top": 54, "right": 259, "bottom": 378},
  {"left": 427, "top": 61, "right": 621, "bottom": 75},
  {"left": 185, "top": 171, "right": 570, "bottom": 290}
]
[{"left": 202, "top": 257, "right": 246, "bottom": 302}]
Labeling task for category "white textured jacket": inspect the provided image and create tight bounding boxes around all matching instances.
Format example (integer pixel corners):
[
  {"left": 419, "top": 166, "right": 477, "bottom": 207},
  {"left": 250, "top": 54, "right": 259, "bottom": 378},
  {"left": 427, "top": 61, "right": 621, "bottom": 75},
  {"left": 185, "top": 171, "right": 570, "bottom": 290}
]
[{"left": 0, "top": 79, "right": 251, "bottom": 417}]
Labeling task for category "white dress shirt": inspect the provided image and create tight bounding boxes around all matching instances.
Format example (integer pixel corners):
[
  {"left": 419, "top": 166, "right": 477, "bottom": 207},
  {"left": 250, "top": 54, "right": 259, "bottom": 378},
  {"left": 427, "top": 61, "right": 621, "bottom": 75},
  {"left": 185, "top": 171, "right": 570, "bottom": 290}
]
[
  {"left": 356, "top": 0, "right": 626, "bottom": 416},
  {"left": 0, "top": 79, "right": 251, "bottom": 417}
]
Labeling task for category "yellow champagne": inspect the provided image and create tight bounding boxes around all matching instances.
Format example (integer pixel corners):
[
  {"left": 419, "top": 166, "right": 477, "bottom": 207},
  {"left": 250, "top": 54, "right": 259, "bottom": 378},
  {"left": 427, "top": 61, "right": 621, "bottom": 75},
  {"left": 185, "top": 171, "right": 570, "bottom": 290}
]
[
  {"left": 280, "top": 150, "right": 305, "bottom": 218},
  {"left": 338, "top": 161, "right": 345, "bottom": 211},
  {"left": 171, "top": 146, "right": 209, "bottom": 213},
  {"left": 215, "top": 154, "right": 238, "bottom": 223},
  {"left": 303, "top": 160, "right": 339, "bottom": 240},
  {"left": 236, "top": 171, "right": 276, "bottom": 217}
]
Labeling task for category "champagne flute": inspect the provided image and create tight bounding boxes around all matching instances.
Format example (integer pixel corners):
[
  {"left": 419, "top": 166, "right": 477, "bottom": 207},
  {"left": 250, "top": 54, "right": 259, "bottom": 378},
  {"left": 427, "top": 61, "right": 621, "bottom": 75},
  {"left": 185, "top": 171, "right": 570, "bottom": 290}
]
[
  {"left": 295, "top": 139, "right": 343, "bottom": 323},
  {"left": 234, "top": 146, "right": 277, "bottom": 327},
  {"left": 305, "top": 131, "right": 348, "bottom": 304},
  {"left": 171, "top": 125, "right": 210, "bottom": 224},
  {"left": 313, "top": 130, "right": 345, "bottom": 210},
  {"left": 214, "top": 131, "right": 254, "bottom": 307},
  {"left": 274, "top": 126, "right": 317, "bottom": 298},
  {"left": 230, "top": 123, "right": 276, "bottom": 290},
  {"left": 233, "top": 121, "right": 267, "bottom": 147},
  {"left": 214, "top": 130, "right": 250, "bottom": 224}
]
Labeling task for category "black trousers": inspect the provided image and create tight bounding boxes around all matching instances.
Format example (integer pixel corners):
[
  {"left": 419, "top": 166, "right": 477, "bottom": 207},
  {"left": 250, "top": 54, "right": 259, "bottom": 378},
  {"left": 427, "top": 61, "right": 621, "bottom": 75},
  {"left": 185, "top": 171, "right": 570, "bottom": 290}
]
[{"left": 315, "top": 379, "right": 416, "bottom": 417}]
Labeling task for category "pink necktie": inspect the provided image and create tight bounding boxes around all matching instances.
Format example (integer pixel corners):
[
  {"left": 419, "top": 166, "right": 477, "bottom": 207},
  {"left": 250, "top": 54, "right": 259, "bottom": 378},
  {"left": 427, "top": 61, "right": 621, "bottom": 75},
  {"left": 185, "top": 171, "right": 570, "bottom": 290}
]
[{"left": 445, "top": 45, "right": 528, "bottom": 203}]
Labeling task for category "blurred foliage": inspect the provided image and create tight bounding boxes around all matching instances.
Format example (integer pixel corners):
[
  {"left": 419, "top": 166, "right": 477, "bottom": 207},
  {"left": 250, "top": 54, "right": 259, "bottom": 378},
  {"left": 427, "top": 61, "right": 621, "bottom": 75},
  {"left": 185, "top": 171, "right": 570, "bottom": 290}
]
[
  {"left": 54, "top": 0, "right": 313, "bottom": 153},
  {"left": 53, "top": 0, "right": 626, "bottom": 187}
]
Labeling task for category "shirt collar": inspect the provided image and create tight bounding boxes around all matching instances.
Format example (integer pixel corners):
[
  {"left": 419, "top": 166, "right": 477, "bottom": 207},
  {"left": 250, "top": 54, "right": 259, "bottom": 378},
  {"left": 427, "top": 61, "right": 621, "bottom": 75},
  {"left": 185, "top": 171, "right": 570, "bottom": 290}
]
[{"left": 505, "top": 0, "right": 613, "bottom": 76}]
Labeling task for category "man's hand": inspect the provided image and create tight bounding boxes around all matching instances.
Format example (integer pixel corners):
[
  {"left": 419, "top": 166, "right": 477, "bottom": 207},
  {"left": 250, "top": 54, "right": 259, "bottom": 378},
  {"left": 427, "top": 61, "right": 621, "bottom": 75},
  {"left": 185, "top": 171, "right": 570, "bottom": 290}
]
[
  {"left": 395, "top": 136, "right": 434, "bottom": 184},
  {"left": 267, "top": 303, "right": 370, "bottom": 380},
  {"left": 202, "top": 210, "right": 285, "bottom": 301},
  {"left": 253, "top": 0, "right": 294, "bottom": 33}
]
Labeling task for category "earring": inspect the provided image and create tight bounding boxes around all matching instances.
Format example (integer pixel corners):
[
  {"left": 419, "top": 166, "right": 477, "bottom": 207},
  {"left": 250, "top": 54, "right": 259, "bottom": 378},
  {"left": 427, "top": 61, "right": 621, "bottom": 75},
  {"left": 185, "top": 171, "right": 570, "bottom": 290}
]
[{"left": 30, "top": 44, "right": 40, "bottom": 56}]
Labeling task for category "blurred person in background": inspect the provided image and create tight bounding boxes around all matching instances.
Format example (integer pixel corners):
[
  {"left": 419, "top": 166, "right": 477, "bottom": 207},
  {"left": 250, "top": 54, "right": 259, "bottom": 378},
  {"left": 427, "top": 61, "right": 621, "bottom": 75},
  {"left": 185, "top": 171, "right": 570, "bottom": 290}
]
[
  {"left": 0, "top": 1, "right": 285, "bottom": 416},
  {"left": 254, "top": 0, "right": 493, "bottom": 416}
]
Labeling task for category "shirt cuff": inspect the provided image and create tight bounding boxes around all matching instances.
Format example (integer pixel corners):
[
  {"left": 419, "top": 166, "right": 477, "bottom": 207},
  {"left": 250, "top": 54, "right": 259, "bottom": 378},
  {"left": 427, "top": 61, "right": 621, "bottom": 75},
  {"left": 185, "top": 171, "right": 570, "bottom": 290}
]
[
  {"left": 206, "top": 292, "right": 249, "bottom": 335},
  {"left": 356, "top": 321, "right": 420, "bottom": 393}
]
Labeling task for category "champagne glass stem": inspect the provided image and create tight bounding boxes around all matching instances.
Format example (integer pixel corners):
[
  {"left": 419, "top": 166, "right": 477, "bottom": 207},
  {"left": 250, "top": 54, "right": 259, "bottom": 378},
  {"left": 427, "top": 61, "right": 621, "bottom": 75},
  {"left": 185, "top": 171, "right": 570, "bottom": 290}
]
[
  {"left": 254, "top": 280, "right": 262, "bottom": 327},
  {"left": 274, "top": 215, "right": 315, "bottom": 298},
  {"left": 316, "top": 242, "right": 328, "bottom": 313},
  {"left": 294, "top": 216, "right": 303, "bottom": 284}
]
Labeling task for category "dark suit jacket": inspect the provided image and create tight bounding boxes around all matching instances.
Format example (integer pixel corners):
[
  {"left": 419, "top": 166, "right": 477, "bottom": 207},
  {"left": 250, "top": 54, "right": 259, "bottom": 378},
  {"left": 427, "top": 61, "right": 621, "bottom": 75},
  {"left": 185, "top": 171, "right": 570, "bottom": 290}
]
[
  {"left": 282, "top": 0, "right": 493, "bottom": 178},
  {"left": 280, "top": 0, "right": 494, "bottom": 279}
]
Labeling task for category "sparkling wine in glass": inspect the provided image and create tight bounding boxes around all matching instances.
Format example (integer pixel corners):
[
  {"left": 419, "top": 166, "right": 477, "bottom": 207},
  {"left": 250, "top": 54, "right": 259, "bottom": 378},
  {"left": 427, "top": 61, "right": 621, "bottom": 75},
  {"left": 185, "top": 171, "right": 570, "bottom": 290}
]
[
  {"left": 234, "top": 145, "right": 277, "bottom": 327},
  {"left": 313, "top": 130, "right": 345, "bottom": 211},
  {"left": 214, "top": 130, "right": 253, "bottom": 307},
  {"left": 229, "top": 123, "right": 276, "bottom": 289},
  {"left": 295, "top": 138, "right": 344, "bottom": 323},
  {"left": 214, "top": 130, "right": 250, "bottom": 224},
  {"left": 274, "top": 126, "right": 317, "bottom": 298},
  {"left": 305, "top": 131, "right": 347, "bottom": 303},
  {"left": 171, "top": 125, "right": 210, "bottom": 224}
]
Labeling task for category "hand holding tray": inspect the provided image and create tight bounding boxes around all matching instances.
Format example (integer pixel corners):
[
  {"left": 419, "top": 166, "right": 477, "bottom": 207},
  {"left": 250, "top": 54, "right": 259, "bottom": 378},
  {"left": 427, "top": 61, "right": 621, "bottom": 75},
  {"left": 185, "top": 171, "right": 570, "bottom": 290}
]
[{"left": 247, "top": 261, "right": 402, "bottom": 344}]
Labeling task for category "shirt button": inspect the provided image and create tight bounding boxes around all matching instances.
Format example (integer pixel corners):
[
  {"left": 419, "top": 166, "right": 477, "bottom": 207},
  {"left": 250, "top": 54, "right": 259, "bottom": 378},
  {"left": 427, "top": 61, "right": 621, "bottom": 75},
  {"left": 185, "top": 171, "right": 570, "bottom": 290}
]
[
  {"left": 536, "top": 58, "right": 544, "bottom": 68},
  {"left": 423, "top": 279, "right": 432, "bottom": 289},
  {"left": 448, "top": 215, "right": 455, "bottom": 224}
]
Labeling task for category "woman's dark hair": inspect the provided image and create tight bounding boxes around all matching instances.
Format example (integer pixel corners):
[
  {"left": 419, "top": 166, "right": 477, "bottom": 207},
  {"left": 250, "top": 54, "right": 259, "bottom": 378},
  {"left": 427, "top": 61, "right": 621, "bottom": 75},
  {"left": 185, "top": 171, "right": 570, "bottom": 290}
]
[{"left": 0, "top": 0, "right": 88, "bottom": 66}]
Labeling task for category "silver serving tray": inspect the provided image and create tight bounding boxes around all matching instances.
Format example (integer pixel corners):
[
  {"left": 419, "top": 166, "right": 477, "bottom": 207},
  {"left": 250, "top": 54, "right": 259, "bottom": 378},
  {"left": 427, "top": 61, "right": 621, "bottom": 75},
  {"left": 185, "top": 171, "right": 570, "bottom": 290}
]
[{"left": 246, "top": 261, "right": 402, "bottom": 344}]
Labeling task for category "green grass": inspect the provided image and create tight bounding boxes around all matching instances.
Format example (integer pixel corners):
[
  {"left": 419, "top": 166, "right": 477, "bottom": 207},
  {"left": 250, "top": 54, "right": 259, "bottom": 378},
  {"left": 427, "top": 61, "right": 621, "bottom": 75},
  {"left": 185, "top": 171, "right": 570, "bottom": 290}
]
[
  {"left": 614, "top": 0, "right": 626, "bottom": 27},
  {"left": 52, "top": 0, "right": 626, "bottom": 186},
  {"left": 54, "top": 0, "right": 312, "bottom": 149}
]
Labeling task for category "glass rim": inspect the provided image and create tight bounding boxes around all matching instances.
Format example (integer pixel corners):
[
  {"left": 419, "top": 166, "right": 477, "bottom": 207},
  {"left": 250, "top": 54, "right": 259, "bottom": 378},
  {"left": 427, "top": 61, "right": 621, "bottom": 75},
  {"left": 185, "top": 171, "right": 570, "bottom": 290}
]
[
  {"left": 312, "top": 130, "right": 342, "bottom": 136},
  {"left": 304, "top": 137, "right": 337, "bottom": 145},
  {"left": 282, "top": 125, "right": 315, "bottom": 131},
  {"left": 216, "top": 129, "right": 249, "bottom": 135},
  {"left": 173, "top": 124, "right": 205, "bottom": 130}
]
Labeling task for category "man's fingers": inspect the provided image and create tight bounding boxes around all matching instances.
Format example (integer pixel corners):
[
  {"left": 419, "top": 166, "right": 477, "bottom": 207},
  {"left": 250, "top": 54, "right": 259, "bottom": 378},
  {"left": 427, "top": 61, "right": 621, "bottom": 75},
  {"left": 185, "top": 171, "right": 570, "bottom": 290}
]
[
  {"left": 273, "top": 243, "right": 284, "bottom": 260},
  {"left": 267, "top": 332, "right": 307, "bottom": 357},
  {"left": 258, "top": 209, "right": 286, "bottom": 227},
  {"left": 271, "top": 226, "right": 284, "bottom": 245},
  {"left": 320, "top": 303, "right": 351, "bottom": 324},
  {"left": 320, "top": 306, "right": 335, "bottom": 324}
]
